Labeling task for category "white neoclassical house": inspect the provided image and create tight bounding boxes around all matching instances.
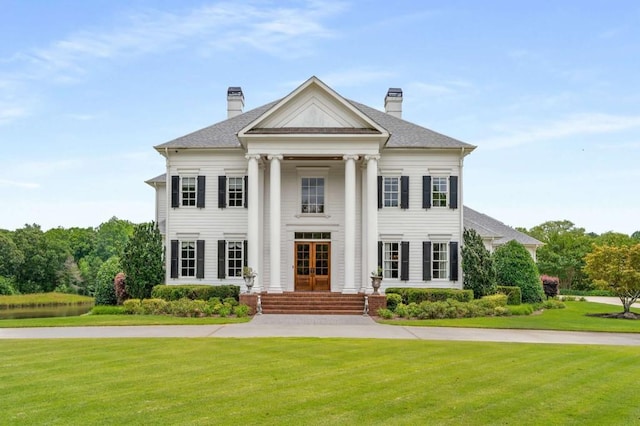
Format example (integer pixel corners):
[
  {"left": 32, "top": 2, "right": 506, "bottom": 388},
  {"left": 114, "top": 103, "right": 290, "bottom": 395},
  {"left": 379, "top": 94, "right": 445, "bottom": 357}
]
[{"left": 147, "top": 76, "right": 482, "bottom": 294}]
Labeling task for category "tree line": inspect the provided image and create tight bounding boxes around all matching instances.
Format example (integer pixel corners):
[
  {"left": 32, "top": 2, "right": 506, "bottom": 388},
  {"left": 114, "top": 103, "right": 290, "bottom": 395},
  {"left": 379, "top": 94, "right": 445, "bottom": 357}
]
[{"left": 0, "top": 217, "right": 164, "bottom": 299}]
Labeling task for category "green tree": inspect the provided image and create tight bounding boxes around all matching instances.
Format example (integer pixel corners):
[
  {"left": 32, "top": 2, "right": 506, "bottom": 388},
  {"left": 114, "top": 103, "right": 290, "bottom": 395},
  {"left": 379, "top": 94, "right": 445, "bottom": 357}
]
[
  {"left": 78, "top": 255, "right": 103, "bottom": 296},
  {"left": 122, "top": 222, "right": 164, "bottom": 299},
  {"left": 94, "top": 217, "right": 134, "bottom": 261},
  {"left": 55, "top": 256, "right": 84, "bottom": 294},
  {"left": 13, "top": 224, "right": 70, "bottom": 293},
  {"left": 94, "top": 256, "right": 121, "bottom": 305},
  {"left": 523, "top": 220, "right": 594, "bottom": 290},
  {"left": 594, "top": 231, "right": 636, "bottom": 247},
  {"left": 494, "top": 240, "right": 544, "bottom": 303},
  {"left": 462, "top": 228, "right": 497, "bottom": 298},
  {"left": 0, "top": 232, "right": 24, "bottom": 278},
  {"left": 584, "top": 244, "right": 640, "bottom": 314},
  {"left": 631, "top": 231, "right": 640, "bottom": 242}
]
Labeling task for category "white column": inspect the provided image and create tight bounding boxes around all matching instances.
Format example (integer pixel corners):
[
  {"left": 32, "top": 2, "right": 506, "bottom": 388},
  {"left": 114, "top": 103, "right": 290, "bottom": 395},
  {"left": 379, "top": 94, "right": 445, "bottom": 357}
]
[
  {"left": 268, "top": 154, "right": 283, "bottom": 293},
  {"left": 360, "top": 163, "right": 368, "bottom": 292},
  {"left": 365, "top": 155, "right": 380, "bottom": 293},
  {"left": 343, "top": 155, "right": 359, "bottom": 293},
  {"left": 246, "top": 154, "right": 261, "bottom": 291}
]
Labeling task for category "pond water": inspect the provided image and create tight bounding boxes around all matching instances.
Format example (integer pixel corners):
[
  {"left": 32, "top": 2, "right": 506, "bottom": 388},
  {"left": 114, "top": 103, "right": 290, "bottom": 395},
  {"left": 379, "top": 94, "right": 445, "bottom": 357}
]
[{"left": 0, "top": 303, "right": 94, "bottom": 320}]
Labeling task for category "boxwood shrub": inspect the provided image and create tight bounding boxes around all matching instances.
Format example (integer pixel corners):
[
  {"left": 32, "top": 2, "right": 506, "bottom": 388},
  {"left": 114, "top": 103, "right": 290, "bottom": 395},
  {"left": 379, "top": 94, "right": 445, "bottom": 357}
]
[
  {"left": 497, "top": 286, "right": 522, "bottom": 305},
  {"left": 151, "top": 285, "right": 240, "bottom": 302},
  {"left": 386, "top": 288, "right": 473, "bottom": 304}
]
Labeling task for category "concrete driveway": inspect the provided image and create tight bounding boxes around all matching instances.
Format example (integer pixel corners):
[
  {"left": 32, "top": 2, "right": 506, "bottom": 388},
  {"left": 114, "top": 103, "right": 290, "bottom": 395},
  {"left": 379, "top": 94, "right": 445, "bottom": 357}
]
[{"left": 1, "top": 314, "right": 639, "bottom": 346}]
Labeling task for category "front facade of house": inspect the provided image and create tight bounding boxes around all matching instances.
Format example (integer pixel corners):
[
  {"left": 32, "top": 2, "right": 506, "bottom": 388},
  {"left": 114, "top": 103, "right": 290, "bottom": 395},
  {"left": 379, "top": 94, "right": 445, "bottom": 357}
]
[{"left": 147, "top": 77, "right": 476, "bottom": 294}]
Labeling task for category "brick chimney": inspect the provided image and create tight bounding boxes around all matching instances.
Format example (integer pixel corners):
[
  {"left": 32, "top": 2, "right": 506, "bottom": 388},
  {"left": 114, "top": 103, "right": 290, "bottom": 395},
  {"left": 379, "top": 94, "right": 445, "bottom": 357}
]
[
  {"left": 227, "top": 86, "right": 244, "bottom": 119},
  {"left": 384, "top": 87, "right": 403, "bottom": 119}
]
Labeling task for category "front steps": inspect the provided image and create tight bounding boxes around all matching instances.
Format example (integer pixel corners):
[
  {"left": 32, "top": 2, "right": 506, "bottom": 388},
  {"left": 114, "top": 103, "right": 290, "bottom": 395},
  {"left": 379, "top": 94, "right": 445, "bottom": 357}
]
[{"left": 259, "top": 292, "right": 366, "bottom": 315}]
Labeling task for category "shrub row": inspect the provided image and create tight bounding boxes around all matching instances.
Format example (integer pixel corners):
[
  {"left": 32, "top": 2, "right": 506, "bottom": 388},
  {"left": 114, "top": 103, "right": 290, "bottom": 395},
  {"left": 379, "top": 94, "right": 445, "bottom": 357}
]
[
  {"left": 123, "top": 297, "right": 249, "bottom": 317},
  {"left": 559, "top": 289, "right": 615, "bottom": 297},
  {"left": 151, "top": 285, "right": 240, "bottom": 302},
  {"left": 385, "top": 288, "right": 474, "bottom": 305},
  {"left": 496, "top": 286, "right": 522, "bottom": 305},
  {"left": 380, "top": 294, "right": 509, "bottom": 320}
]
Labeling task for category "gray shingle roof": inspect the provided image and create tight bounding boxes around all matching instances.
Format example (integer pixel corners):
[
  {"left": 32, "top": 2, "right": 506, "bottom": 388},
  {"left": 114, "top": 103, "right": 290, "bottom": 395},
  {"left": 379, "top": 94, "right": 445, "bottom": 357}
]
[
  {"left": 154, "top": 94, "right": 475, "bottom": 150},
  {"left": 145, "top": 173, "right": 168, "bottom": 186},
  {"left": 464, "top": 206, "right": 543, "bottom": 247}
]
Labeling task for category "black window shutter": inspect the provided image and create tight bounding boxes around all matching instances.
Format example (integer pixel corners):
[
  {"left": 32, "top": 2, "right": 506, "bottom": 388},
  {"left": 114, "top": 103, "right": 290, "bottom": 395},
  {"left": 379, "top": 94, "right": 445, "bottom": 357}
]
[
  {"left": 196, "top": 240, "right": 205, "bottom": 279},
  {"left": 450, "top": 241, "right": 459, "bottom": 281},
  {"left": 218, "top": 176, "right": 226, "bottom": 209},
  {"left": 244, "top": 175, "right": 248, "bottom": 208},
  {"left": 171, "top": 176, "right": 180, "bottom": 208},
  {"left": 400, "top": 176, "right": 409, "bottom": 209},
  {"left": 377, "top": 241, "right": 383, "bottom": 271},
  {"left": 377, "top": 176, "right": 383, "bottom": 209},
  {"left": 243, "top": 240, "right": 248, "bottom": 267},
  {"left": 197, "top": 176, "right": 206, "bottom": 208},
  {"left": 449, "top": 176, "right": 458, "bottom": 209},
  {"left": 423, "top": 241, "right": 432, "bottom": 281},
  {"left": 422, "top": 176, "right": 431, "bottom": 209},
  {"left": 170, "top": 240, "right": 179, "bottom": 278},
  {"left": 217, "top": 240, "right": 226, "bottom": 279},
  {"left": 401, "top": 241, "right": 410, "bottom": 281}
]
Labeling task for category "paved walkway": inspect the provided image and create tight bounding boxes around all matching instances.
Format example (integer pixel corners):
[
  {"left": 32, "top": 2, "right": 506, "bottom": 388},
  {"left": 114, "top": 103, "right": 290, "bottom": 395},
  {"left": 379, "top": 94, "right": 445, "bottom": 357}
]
[
  {"left": 1, "top": 313, "right": 639, "bottom": 346},
  {"left": 1, "top": 297, "right": 638, "bottom": 345}
]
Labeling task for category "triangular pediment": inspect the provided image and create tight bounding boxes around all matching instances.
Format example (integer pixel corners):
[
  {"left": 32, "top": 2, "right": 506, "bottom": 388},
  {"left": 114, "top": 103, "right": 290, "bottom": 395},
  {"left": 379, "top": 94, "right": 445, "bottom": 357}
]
[{"left": 238, "top": 76, "right": 388, "bottom": 139}]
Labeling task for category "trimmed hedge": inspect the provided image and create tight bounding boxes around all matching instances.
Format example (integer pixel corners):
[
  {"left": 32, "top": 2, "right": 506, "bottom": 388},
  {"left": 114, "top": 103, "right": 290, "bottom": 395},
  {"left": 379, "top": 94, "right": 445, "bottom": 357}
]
[
  {"left": 151, "top": 285, "right": 240, "bottom": 302},
  {"left": 386, "top": 288, "right": 473, "bottom": 304},
  {"left": 497, "top": 286, "right": 522, "bottom": 305},
  {"left": 559, "top": 289, "right": 615, "bottom": 297}
]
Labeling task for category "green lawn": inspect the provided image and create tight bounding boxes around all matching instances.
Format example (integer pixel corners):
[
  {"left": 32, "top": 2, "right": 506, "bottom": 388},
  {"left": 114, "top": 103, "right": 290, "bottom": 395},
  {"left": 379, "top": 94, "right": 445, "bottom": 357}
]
[
  {"left": 0, "top": 314, "right": 250, "bottom": 328},
  {"left": 380, "top": 301, "right": 640, "bottom": 333},
  {"left": 0, "top": 338, "right": 638, "bottom": 425}
]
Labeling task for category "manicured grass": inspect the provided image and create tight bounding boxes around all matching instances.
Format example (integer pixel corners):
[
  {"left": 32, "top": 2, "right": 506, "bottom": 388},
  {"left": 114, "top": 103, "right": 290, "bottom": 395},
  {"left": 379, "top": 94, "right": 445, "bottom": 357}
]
[
  {"left": 380, "top": 301, "right": 640, "bottom": 333},
  {"left": 0, "top": 314, "right": 250, "bottom": 328},
  {"left": 0, "top": 338, "right": 638, "bottom": 424},
  {"left": 0, "top": 292, "right": 94, "bottom": 308}
]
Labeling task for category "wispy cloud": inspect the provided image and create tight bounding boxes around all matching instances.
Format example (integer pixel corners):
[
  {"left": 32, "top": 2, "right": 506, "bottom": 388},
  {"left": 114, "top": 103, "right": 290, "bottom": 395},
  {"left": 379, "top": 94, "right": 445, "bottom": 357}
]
[
  {"left": 0, "top": 105, "right": 28, "bottom": 124},
  {"left": 8, "top": 1, "right": 344, "bottom": 82},
  {"left": 0, "top": 179, "right": 39, "bottom": 189},
  {"left": 479, "top": 113, "right": 640, "bottom": 150}
]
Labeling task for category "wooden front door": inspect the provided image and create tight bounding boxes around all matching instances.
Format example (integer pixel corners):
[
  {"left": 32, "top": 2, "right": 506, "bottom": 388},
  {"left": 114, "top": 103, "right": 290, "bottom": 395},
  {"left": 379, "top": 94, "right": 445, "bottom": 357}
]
[{"left": 295, "top": 242, "right": 331, "bottom": 291}]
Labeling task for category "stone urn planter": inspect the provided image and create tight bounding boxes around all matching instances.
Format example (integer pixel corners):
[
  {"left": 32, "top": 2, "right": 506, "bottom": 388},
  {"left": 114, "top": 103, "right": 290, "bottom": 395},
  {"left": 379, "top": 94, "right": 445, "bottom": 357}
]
[
  {"left": 370, "top": 267, "right": 383, "bottom": 295},
  {"left": 242, "top": 266, "right": 257, "bottom": 294}
]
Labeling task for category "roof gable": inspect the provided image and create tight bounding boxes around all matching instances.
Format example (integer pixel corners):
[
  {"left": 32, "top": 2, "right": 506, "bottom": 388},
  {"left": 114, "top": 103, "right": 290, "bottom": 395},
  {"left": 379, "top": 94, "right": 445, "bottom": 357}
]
[{"left": 238, "top": 76, "right": 388, "bottom": 141}]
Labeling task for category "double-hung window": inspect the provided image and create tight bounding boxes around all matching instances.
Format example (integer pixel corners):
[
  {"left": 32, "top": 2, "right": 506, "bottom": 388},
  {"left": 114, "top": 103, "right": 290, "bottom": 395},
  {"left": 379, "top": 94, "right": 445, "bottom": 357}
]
[
  {"left": 181, "top": 241, "right": 196, "bottom": 277},
  {"left": 383, "top": 242, "right": 399, "bottom": 279},
  {"left": 227, "top": 241, "right": 244, "bottom": 277},
  {"left": 182, "top": 177, "right": 197, "bottom": 206},
  {"left": 432, "top": 242, "right": 448, "bottom": 279},
  {"left": 227, "top": 177, "right": 244, "bottom": 207},
  {"left": 432, "top": 177, "right": 448, "bottom": 207},
  {"left": 301, "top": 177, "right": 325, "bottom": 214},
  {"left": 383, "top": 177, "right": 399, "bottom": 208}
]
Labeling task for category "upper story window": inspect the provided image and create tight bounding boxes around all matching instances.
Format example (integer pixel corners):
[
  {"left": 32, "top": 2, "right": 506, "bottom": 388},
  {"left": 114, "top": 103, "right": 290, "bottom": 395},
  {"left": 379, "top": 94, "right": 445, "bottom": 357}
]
[
  {"left": 182, "top": 177, "right": 197, "bottom": 206},
  {"left": 227, "top": 177, "right": 244, "bottom": 207},
  {"left": 181, "top": 241, "right": 196, "bottom": 277},
  {"left": 301, "top": 177, "right": 325, "bottom": 214},
  {"left": 432, "top": 242, "right": 448, "bottom": 279},
  {"left": 383, "top": 177, "right": 399, "bottom": 207},
  {"left": 432, "top": 177, "right": 448, "bottom": 207},
  {"left": 171, "top": 175, "right": 205, "bottom": 208}
]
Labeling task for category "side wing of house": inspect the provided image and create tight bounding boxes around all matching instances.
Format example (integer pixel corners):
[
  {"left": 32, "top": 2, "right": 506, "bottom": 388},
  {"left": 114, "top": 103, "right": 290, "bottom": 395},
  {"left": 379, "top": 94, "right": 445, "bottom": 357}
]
[{"left": 463, "top": 206, "right": 543, "bottom": 261}]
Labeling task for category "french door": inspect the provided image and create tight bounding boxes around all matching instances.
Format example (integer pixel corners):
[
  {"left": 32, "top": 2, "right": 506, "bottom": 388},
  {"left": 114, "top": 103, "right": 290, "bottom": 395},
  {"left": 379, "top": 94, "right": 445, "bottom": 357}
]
[{"left": 294, "top": 242, "right": 331, "bottom": 291}]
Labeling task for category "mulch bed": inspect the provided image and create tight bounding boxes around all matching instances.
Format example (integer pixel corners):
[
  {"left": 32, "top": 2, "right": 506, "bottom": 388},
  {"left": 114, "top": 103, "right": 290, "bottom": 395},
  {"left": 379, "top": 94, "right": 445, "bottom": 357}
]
[{"left": 586, "top": 312, "right": 640, "bottom": 320}]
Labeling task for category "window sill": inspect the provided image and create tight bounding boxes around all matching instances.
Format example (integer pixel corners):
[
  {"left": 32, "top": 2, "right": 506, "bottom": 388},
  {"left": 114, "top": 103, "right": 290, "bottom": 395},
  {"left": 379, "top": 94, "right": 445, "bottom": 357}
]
[{"left": 295, "top": 213, "right": 331, "bottom": 218}]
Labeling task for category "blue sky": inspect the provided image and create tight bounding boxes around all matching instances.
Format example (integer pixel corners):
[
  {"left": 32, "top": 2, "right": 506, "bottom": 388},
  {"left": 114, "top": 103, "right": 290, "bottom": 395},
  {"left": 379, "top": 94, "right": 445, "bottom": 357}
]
[{"left": 1, "top": 0, "right": 638, "bottom": 234}]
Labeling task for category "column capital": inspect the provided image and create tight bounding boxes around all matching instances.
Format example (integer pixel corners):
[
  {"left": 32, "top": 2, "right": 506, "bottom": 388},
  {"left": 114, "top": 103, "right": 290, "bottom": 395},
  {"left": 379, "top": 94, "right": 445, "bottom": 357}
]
[
  {"left": 245, "top": 154, "right": 261, "bottom": 161},
  {"left": 364, "top": 154, "right": 380, "bottom": 162},
  {"left": 343, "top": 154, "right": 359, "bottom": 161},
  {"left": 267, "top": 154, "right": 283, "bottom": 161}
]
